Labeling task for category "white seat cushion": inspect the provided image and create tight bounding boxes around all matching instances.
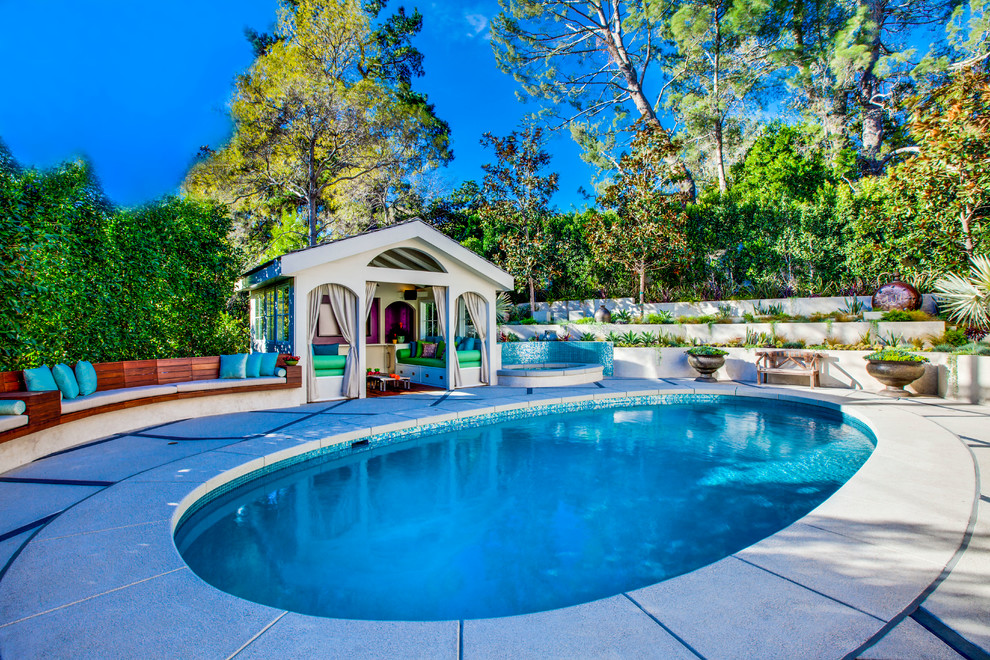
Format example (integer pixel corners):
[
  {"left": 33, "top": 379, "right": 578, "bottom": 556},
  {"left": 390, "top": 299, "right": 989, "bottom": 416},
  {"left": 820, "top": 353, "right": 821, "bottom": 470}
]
[
  {"left": 61, "top": 384, "right": 179, "bottom": 414},
  {"left": 0, "top": 415, "right": 28, "bottom": 432},
  {"left": 175, "top": 377, "right": 285, "bottom": 393}
]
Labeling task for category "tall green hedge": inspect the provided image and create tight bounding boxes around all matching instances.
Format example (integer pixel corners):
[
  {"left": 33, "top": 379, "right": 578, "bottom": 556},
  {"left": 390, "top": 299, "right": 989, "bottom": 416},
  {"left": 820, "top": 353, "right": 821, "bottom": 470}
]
[{"left": 0, "top": 154, "right": 247, "bottom": 371}]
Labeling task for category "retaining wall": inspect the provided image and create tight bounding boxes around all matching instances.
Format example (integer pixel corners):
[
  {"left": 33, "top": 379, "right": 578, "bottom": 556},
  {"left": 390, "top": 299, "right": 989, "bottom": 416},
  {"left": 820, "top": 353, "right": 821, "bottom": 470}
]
[
  {"left": 520, "top": 294, "right": 939, "bottom": 321},
  {"left": 608, "top": 347, "right": 989, "bottom": 403},
  {"left": 503, "top": 321, "right": 946, "bottom": 346}
]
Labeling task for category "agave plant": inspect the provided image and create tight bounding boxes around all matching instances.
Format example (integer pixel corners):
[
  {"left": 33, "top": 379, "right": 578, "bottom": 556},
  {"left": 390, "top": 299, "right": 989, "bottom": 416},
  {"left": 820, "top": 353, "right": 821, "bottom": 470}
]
[
  {"left": 620, "top": 330, "right": 640, "bottom": 346},
  {"left": 935, "top": 256, "right": 990, "bottom": 331},
  {"left": 637, "top": 331, "right": 658, "bottom": 346}
]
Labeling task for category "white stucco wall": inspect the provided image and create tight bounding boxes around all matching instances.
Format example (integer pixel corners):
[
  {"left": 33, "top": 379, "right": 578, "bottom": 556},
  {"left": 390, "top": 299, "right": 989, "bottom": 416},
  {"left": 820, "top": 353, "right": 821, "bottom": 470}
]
[{"left": 610, "top": 347, "right": 989, "bottom": 403}]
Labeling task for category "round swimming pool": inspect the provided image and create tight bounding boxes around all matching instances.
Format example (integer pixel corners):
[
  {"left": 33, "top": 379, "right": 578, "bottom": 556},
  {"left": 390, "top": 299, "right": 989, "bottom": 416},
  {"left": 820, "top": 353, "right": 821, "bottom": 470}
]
[{"left": 175, "top": 398, "right": 874, "bottom": 621}]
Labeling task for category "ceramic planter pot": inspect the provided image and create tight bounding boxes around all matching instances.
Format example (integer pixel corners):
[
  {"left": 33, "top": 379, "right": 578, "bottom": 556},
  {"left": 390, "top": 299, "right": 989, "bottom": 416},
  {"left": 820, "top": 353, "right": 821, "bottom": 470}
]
[
  {"left": 866, "top": 360, "right": 926, "bottom": 397},
  {"left": 687, "top": 354, "right": 725, "bottom": 382},
  {"left": 594, "top": 305, "right": 611, "bottom": 323}
]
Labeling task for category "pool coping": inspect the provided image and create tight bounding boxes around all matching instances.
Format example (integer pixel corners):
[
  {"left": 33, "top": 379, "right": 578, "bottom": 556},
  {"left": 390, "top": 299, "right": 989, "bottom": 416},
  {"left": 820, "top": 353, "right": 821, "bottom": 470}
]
[{"left": 0, "top": 381, "right": 978, "bottom": 659}]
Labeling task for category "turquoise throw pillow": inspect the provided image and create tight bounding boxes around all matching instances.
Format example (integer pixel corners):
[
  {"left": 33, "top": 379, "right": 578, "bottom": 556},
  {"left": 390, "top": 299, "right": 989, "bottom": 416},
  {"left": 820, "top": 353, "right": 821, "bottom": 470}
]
[
  {"left": 219, "top": 354, "right": 248, "bottom": 379},
  {"left": 52, "top": 363, "right": 80, "bottom": 400},
  {"left": 259, "top": 353, "right": 278, "bottom": 377},
  {"left": 75, "top": 360, "right": 98, "bottom": 396},
  {"left": 23, "top": 366, "right": 58, "bottom": 393},
  {"left": 275, "top": 367, "right": 286, "bottom": 377},
  {"left": 0, "top": 400, "right": 26, "bottom": 415},
  {"left": 312, "top": 344, "right": 339, "bottom": 356},
  {"left": 245, "top": 353, "right": 263, "bottom": 378}
]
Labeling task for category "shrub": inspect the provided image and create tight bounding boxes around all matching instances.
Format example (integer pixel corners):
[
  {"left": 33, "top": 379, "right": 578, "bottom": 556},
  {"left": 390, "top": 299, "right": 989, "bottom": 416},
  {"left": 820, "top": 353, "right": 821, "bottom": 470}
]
[
  {"left": 573, "top": 317, "right": 597, "bottom": 324},
  {"left": 687, "top": 345, "right": 728, "bottom": 356},
  {"left": 880, "top": 310, "right": 913, "bottom": 322},
  {"left": 864, "top": 348, "right": 929, "bottom": 362},
  {"left": 644, "top": 311, "right": 674, "bottom": 324}
]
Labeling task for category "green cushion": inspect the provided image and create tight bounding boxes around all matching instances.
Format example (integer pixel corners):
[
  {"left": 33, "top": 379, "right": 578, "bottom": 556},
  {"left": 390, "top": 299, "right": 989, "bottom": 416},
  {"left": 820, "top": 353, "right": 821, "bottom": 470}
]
[
  {"left": 52, "top": 363, "right": 80, "bottom": 400},
  {"left": 23, "top": 366, "right": 58, "bottom": 393},
  {"left": 315, "top": 368, "right": 345, "bottom": 377},
  {"left": 396, "top": 349, "right": 412, "bottom": 360},
  {"left": 259, "top": 353, "right": 278, "bottom": 377},
  {"left": 313, "top": 355, "right": 346, "bottom": 370},
  {"left": 219, "top": 354, "right": 248, "bottom": 379},
  {"left": 245, "top": 353, "right": 263, "bottom": 378},
  {"left": 0, "top": 400, "right": 26, "bottom": 415},
  {"left": 437, "top": 341, "right": 446, "bottom": 360},
  {"left": 75, "top": 360, "right": 97, "bottom": 396},
  {"left": 456, "top": 350, "right": 482, "bottom": 366},
  {"left": 398, "top": 356, "right": 445, "bottom": 368}
]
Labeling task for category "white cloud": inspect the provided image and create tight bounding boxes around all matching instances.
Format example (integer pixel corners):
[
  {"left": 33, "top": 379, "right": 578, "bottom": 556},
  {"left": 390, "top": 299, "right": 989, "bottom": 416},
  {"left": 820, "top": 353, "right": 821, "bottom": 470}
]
[{"left": 465, "top": 13, "right": 489, "bottom": 39}]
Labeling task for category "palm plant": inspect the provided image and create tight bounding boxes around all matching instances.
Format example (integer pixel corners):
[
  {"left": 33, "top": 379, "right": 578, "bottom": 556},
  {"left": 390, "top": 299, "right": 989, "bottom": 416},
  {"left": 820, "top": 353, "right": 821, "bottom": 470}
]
[
  {"left": 495, "top": 292, "right": 515, "bottom": 323},
  {"left": 935, "top": 256, "right": 990, "bottom": 331}
]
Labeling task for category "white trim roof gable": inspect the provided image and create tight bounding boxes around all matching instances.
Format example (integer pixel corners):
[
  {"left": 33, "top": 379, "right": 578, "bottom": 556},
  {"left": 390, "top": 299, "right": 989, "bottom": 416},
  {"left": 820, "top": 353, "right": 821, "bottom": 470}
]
[{"left": 278, "top": 220, "right": 514, "bottom": 290}]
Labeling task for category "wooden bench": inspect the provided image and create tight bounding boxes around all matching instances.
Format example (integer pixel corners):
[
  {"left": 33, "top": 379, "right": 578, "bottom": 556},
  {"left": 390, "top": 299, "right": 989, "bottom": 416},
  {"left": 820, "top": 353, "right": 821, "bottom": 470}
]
[
  {"left": 0, "top": 357, "right": 302, "bottom": 443},
  {"left": 755, "top": 350, "right": 823, "bottom": 388}
]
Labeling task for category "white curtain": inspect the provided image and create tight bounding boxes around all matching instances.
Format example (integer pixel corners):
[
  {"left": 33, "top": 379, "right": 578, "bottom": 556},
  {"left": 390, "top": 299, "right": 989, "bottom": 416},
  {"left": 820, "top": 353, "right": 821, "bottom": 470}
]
[
  {"left": 306, "top": 284, "right": 330, "bottom": 402},
  {"left": 462, "top": 292, "right": 490, "bottom": 384},
  {"left": 329, "top": 284, "right": 361, "bottom": 398},
  {"left": 433, "top": 286, "right": 460, "bottom": 388}
]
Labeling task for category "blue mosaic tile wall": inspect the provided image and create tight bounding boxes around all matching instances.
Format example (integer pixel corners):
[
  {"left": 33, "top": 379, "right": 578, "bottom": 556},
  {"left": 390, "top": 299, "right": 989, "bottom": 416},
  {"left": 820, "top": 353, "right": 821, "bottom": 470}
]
[{"left": 500, "top": 341, "right": 614, "bottom": 376}]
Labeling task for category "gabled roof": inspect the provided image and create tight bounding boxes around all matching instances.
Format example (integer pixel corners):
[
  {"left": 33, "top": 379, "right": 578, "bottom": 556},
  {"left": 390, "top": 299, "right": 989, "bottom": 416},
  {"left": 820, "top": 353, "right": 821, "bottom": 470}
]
[{"left": 239, "top": 219, "right": 514, "bottom": 291}]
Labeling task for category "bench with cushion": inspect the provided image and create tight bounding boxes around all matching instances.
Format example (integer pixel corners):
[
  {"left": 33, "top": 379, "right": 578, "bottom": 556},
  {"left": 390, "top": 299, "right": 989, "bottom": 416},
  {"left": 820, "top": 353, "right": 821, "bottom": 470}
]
[
  {"left": 0, "top": 355, "right": 302, "bottom": 442},
  {"left": 397, "top": 336, "right": 482, "bottom": 369},
  {"left": 0, "top": 399, "right": 29, "bottom": 433}
]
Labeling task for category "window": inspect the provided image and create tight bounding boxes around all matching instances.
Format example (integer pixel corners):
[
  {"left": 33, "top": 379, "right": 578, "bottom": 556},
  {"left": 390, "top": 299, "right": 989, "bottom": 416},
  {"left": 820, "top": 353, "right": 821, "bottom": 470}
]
[
  {"left": 252, "top": 282, "right": 293, "bottom": 352},
  {"left": 420, "top": 302, "right": 440, "bottom": 338},
  {"left": 457, "top": 299, "right": 477, "bottom": 338}
]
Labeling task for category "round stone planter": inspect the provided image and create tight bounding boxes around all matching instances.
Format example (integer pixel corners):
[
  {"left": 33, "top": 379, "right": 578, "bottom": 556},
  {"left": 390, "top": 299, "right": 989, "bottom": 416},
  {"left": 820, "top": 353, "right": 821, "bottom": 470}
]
[
  {"left": 866, "top": 360, "right": 927, "bottom": 397},
  {"left": 687, "top": 354, "right": 725, "bottom": 382}
]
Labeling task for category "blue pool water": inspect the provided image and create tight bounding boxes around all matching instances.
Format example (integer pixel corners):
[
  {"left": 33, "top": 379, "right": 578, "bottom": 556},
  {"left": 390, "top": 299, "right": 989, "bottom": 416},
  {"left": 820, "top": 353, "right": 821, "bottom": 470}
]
[{"left": 175, "top": 399, "right": 874, "bottom": 621}]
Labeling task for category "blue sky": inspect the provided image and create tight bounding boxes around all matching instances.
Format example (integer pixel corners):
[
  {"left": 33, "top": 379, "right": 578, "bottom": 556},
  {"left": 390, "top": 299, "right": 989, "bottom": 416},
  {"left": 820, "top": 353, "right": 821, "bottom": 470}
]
[{"left": 0, "top": 1, "right": 593, "bottom": 210}]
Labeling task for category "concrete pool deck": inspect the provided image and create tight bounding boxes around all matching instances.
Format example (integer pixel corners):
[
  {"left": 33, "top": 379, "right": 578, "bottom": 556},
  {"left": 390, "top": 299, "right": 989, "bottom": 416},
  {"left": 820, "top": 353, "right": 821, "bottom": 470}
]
[{"left": 0, "top": 378, "right": 987, "bottom": 659}]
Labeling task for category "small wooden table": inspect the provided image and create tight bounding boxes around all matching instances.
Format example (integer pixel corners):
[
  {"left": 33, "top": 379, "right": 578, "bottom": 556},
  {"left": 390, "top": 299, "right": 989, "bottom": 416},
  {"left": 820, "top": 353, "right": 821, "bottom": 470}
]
[{"left": 755, "top": 350, "right": 823, "bottom": 388}]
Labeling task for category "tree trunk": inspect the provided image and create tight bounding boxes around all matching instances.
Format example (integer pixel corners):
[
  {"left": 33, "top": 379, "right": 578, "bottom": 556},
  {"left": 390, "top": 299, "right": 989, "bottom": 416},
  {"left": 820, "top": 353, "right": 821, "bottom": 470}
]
[
  {"left": 528, "top": 276, "right": 536, "bottom": 319},
  {"left": 638, "top": 267, "right": 646, "bottom": 307},
  {"left": 713, "top": 13, "right": 727, "bottom": 193},
  {"left": 857, "top": 5, "right": 885, "bottom": 176},
  {"left": 308, "top": 139, "right": 318, "bottom": 246},
  {"left": 961, "top": 206, "right": 974, "bottom": 258},
  {"left": 594, "top": 1, "right": 696, "bottom": 201}
]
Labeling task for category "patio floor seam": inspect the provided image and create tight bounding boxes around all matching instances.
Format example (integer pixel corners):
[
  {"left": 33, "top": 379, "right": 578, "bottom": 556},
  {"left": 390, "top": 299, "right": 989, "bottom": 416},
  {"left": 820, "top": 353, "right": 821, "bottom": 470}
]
[
  {"left": 620, "top": 593, "right": 706, "bottom": 659},
  {"left": 226, "top": 611, "right": 288, "bottom": 660},
  {"left": 734, "top": 556, "right": 885, "bottom": 623},
  {"left": 0, "top": 566, "right": 186, "bottom": 629}
]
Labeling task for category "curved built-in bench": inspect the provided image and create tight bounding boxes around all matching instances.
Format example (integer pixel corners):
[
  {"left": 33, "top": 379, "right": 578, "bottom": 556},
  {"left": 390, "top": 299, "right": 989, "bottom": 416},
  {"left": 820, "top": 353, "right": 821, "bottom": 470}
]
[{"left": 0, "top": 357, "right": 303, "bottom": 472}]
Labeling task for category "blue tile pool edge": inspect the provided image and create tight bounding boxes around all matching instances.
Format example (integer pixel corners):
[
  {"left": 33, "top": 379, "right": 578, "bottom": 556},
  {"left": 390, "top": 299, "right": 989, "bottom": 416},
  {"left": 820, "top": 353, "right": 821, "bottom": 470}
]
[{"left": 172, "top": 391, "right": 877, "bottom": 534}]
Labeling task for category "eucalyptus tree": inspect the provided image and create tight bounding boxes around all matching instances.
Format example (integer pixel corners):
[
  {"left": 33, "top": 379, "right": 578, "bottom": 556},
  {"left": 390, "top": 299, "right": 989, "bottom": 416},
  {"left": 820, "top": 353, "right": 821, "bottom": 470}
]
[
  {"left": 664, "top": 0, "right": 779, "bottom": 193},
  {"left": 185, "top": 0, "right": 450, "bottom": 253},
  {"left": 491, "top": 0, "right": 698, "bottom": 199}
]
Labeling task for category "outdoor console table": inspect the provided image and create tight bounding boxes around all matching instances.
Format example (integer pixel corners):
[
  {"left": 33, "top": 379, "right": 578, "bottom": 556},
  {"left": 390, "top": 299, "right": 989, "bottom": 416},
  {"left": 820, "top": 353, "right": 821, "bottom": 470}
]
[{"left": 755, "top": 349, "right": 823, "bottom": 388}]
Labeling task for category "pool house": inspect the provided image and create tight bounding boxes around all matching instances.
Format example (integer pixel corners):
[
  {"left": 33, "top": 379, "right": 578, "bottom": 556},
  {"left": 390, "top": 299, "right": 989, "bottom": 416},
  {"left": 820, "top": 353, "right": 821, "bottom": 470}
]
[{"left": 238, "top": 220, "right": 514, "bottom": 401}]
